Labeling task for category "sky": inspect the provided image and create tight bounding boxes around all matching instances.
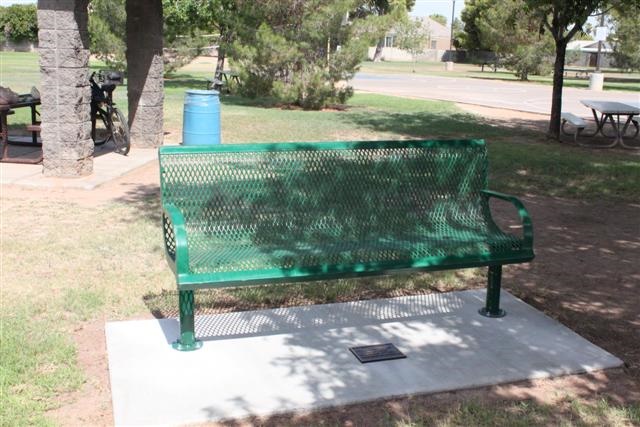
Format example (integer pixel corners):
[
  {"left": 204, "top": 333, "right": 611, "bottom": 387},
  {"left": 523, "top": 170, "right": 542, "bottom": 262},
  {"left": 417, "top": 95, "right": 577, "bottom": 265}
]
[{"left": 410, "top": 0, "right": 465, "bottom": 22}]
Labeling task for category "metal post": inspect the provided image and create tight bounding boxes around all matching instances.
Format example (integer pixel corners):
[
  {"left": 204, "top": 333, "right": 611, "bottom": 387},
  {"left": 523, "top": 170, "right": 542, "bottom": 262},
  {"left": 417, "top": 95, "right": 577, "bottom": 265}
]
[
  {"left": 173, "top": 290, "right": 203, "bottom": 351},
  {"left": 479, "top": 265, "right": 506, "bottom": 318},
  {"left": 449, "top": 0, "right": 456, "bottom": 52}
]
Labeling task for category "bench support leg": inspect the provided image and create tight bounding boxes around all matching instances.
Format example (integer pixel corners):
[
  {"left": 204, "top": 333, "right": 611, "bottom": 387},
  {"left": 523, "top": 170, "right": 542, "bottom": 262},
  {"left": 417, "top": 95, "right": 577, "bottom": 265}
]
[
  {"left": 479, "top": 265, "right": 506, "bottom": 318},
  {"left": 173, "top": 290, "right": 203, "bottom": 351}
]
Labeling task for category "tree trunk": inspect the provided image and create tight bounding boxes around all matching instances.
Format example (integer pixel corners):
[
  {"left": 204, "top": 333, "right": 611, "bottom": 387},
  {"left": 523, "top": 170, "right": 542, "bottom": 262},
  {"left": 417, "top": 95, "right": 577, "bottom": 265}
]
[
  {"left": 548, "top": 39, "right": 567, "bottom": 139},
  {"left": 373, "top": 39, "right": 384, "bottom": 62},
  {"left": 214, "top": 28, "right": 229, "bottom": 80},
  {"left": 215, "top": 48, "right": 225, "bottom": 80}
]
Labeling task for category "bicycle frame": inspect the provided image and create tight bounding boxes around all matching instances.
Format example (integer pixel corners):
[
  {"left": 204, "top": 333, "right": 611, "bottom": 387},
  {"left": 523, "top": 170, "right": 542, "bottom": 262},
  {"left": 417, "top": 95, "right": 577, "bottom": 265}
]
[
  {"left": 89, "top": 71, "right": 130, "bottom": 155},
  {"left": 90, "top": 71, "right": 118, "bottom": 145}
]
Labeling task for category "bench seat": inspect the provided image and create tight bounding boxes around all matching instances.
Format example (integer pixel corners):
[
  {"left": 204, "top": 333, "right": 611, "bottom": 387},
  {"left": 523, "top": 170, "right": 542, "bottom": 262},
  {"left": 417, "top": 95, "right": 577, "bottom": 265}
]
[
  {"left": 160, "top": 140, "right": 534, "bottom": 350},
  {"left": 168, "top": 215, "right": 528, "bottom": 288},
  {"left": 561, "top": 112, "right": 587, "bottom": 142},
  {"left": 561, "top": 112, "right": 586, "bottom": 127}
]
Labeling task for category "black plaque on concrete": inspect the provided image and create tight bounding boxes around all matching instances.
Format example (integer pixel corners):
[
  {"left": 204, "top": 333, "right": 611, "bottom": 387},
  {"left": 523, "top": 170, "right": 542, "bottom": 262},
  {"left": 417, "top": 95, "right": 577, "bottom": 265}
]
[{"left": 349, "top": 343, "right": 406, "bottom": 363}]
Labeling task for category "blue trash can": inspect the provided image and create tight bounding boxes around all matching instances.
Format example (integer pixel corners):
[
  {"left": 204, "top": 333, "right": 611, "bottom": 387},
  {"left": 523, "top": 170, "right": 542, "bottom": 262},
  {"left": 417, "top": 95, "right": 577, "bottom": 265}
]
[{"left": 182, "top": 89, "right": 221, "bottom": 145}]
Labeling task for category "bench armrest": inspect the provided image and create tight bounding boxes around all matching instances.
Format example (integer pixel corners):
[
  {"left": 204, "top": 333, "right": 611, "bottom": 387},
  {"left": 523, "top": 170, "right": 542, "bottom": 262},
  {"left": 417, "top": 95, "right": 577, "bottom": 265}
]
[
  {"left": 162, "top": 203, "right": 190, "bottom": 275},
  {"left": 481, "top": 190, "right": 533, "bottom": 250}
]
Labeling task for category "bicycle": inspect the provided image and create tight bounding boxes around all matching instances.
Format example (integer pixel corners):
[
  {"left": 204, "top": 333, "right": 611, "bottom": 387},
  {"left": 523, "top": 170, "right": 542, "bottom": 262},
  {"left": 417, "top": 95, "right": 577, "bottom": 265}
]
[{"left": 90, "top": 71, "right": 130, "bottom": 155}]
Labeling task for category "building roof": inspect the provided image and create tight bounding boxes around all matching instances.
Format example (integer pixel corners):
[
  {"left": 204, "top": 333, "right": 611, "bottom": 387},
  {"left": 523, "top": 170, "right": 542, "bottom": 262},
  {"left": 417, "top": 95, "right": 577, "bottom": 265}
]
[
  {"left": 417, "top": 16, "right": 450, "bottom": 39},
  {"left": 567, "top": 39, "right": 613, "bottom": 53}
]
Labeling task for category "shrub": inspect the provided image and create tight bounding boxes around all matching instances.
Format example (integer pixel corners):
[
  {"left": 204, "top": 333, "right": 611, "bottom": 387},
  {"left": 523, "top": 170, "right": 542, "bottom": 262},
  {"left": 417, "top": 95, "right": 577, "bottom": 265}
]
[
  {"left": 503, "top": 44, "right": 553, "bottom": 80},
  {"left": 230, "top": 1, "right": 373, "bottom": 110}
]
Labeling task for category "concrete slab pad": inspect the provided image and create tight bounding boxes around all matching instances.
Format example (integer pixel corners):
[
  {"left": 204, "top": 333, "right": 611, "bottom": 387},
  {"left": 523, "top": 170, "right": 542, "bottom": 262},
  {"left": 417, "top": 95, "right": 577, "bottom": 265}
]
[
  {"left": 1, "top": 147, "right": 157, "bottom": 190},
  {"left": 106, "top": 290, "right": 622, "bottom": 426}
]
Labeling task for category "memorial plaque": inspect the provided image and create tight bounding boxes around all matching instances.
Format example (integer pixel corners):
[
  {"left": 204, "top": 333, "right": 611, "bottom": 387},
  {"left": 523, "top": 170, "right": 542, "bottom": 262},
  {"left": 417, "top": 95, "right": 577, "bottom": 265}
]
[{"left": 349, "top": 343, "right": 406, "bottom": 363}]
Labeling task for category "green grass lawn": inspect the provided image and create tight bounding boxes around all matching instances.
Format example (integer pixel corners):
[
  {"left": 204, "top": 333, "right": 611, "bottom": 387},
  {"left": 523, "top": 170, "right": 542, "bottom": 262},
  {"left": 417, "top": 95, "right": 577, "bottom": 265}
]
[
  {"left": 359, "top": 60, "right": 640, "bottom": 92},
  {"left": 4, "top": 52, "right": 637, "bottom": 202},
  {"left": 1, "top": 51, "right": 640, "bottom": 426}
]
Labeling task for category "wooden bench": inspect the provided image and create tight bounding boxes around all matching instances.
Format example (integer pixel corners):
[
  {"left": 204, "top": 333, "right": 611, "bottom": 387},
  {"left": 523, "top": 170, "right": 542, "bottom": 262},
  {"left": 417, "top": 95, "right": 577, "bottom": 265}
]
[
  {"left": 159, "top": 140, "right": 535, "bottom": 351},
  {"left": 561, "top": 112, "right": 587, "bottom": 142}
]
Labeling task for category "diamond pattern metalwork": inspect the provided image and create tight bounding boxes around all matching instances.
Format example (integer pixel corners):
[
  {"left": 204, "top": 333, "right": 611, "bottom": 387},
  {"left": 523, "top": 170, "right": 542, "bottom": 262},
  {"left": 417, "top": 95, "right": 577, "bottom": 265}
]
[{"left": 159, "top": 140, "right": 532, "bottom": 286}]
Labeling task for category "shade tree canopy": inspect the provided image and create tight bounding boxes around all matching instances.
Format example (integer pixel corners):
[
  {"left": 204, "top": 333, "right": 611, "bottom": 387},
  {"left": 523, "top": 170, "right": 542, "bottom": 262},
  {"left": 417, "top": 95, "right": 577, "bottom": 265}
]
[
  {"left": 0, "top": 4, "right": 38, "bottom": 44},
  {"left": 461, "top": 0, "right": 637, "bottom": 138},
  {"left": 608, "top": 6, "right": 640, "bottom": 71}
]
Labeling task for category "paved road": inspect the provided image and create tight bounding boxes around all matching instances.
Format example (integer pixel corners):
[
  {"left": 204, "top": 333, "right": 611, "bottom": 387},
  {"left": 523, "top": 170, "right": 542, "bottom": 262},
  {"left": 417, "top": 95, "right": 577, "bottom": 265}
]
[{"left": 352, "top": 72, "right": 640, "bottom": 116}]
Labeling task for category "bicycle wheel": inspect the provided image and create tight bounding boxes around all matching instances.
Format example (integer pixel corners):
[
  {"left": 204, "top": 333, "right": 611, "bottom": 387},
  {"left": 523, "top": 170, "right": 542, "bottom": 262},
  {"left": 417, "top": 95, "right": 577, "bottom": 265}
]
[
  {"left": 93, "top": 108, "right": 111, "bottom": 146},
  {"left": 108, "top": 107, "right": 130, "bottom": 155}
]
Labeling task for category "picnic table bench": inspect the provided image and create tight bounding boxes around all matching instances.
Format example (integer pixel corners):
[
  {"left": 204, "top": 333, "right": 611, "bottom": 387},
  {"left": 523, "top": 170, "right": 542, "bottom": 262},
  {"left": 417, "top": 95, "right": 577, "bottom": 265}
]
[
  {"left": 159, "top": 140, "right": 535, "bottom": 351},
  {"left": 207, "top": 70, "right": 241, "bottom": 93},
  {"left": 563, "top": 68, "right": 591, "bottom": 79}
]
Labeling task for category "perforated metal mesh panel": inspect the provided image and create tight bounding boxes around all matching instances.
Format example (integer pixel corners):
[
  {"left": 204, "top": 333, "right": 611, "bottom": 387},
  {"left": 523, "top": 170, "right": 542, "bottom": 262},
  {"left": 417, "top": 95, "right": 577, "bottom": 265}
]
[{"left": 159, "top": 140, "right": 525, "bottom": 283}]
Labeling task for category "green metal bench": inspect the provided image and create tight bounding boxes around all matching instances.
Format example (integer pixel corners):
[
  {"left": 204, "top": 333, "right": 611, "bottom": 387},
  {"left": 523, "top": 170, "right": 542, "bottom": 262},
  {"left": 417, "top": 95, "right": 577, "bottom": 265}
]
[{"left": 159, "top": 139, "right": 534, "bottom": 351}]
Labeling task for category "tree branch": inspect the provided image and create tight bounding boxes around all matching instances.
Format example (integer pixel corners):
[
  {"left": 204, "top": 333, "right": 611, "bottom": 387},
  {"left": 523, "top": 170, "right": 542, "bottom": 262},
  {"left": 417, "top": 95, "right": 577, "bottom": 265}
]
[{"left": 563, "top": 23, "right": 583, "bottom": 43}]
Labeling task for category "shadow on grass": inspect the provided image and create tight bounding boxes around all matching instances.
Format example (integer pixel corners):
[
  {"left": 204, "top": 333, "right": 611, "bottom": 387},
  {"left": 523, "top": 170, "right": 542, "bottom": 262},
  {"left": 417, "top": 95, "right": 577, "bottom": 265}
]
[
  {"left": 214, "top": 388, "right": 639, "bottom": 426},
  {"left": 113, "top": 183, "right": 162, "bottom": 223},
  {"left": 343, "top": 108, "right": 547, "bottom": 141},
  {"left": 164, "top": 74, "right": 209, "bottom": 91},
  {"left": 142, "top": 270, "right": 470, "bottom": 321},
  {"left": 344, "top": 111, "right": 504, "bottom": 139},
  {"left": 126, "top": 136, "right": 639, "bottom": 426}
]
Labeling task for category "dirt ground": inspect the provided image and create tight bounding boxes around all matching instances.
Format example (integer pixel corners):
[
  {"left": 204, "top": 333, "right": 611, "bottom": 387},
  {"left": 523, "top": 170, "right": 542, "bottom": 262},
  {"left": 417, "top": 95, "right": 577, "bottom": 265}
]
[{"left": 3, "top": 106, "right": 638, "bottom": 425}]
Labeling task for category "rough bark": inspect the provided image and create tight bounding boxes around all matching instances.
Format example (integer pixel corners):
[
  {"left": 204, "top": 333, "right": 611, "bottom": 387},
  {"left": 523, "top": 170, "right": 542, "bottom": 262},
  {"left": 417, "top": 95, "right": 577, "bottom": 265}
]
[
  {"left": 214, "top": 29, "right": 230, "bottom": 80},
  {"left": 373, "top": 39, "right": 384, "bottom": 62},
  {"left": 126, "top": 0, "right": 164, "bottom": 148},
  {"left": 37, "top": 0, "right": 93, "bottom": 177},
  {"left": 548, "top": 39, "right": 567, "bottom": 139},
  {"left": 215, "top": 51, "right": 225, "bottom": 80}
]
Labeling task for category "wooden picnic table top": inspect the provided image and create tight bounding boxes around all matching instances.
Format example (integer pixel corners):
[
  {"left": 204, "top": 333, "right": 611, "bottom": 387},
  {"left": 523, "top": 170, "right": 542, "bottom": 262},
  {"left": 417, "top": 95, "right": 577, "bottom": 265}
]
[{"left": 581, "top": 100, "right": 640, "bottom": 115}]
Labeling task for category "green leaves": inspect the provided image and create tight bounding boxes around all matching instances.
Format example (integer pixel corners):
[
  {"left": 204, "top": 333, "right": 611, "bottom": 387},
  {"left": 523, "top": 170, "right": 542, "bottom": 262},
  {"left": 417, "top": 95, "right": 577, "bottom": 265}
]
[
  {"left": 0, "top": 4, "right": 38, "bottom": 43},
  {"left": 465, "top": 0, "right": 554, "bottom": 80},
  {"left": 609, "top": 7, "right": 640, "bottom": 70},
  {"left": 89, "top": 0, "right": 127, "bottom": 71},
  {"left": 230, "top": 0, "right": 374, "bottom": 109}
]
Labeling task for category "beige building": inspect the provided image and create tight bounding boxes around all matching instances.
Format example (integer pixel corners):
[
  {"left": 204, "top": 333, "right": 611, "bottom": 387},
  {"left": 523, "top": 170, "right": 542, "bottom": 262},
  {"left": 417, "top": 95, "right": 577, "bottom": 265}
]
[{"left": 369, "top": 17, "right": 453, "bottom": 62}]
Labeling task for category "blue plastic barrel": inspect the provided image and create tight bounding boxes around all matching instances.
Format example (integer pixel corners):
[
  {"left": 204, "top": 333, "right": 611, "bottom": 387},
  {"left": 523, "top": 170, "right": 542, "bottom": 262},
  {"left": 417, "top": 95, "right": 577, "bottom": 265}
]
[{"left": 182, "top": 89, "right": 221, "bottom": 145}]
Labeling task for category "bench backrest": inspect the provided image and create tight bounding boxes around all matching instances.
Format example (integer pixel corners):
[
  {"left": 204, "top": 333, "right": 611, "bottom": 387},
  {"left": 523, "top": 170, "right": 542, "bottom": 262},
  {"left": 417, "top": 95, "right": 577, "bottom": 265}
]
[{"left": 159, "top": 140, "right": 489, "bottom": 270}]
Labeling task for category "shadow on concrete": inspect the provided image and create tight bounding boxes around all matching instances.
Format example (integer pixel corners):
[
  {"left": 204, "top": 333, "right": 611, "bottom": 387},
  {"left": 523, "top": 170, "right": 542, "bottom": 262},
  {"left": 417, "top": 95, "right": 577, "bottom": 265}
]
[
  {"left": 495, "top": 195, "right": 640, "bottom": 379},
  {"left": 110, "top": 107, "right": 639, "bottom": 424},
  {"left": 137, "top": 192, "right": 640, "bottom": 425}
]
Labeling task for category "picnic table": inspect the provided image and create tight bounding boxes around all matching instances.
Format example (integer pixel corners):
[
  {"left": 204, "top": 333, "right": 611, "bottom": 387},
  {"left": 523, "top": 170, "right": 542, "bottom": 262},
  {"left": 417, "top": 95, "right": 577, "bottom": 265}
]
[
  {"left": 207, "top": 70, "right": 241, "bottom": 93},
  {"left": 0, "top": 95, "right": 42, "bottom": 164},
  {"left": 580, "top": 100, "right": 639, "bottom": 149},
  {"left": 564, "top": 68, "right": 591, "bottom": 79}
]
